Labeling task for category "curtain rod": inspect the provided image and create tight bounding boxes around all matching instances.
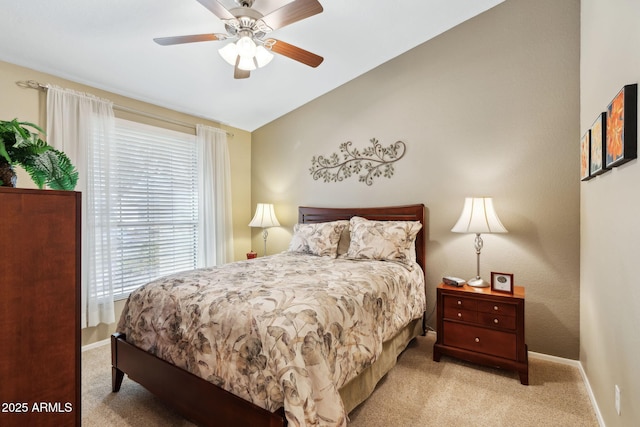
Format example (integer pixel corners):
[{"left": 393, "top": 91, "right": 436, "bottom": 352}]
[{"left": 15, "top": 80, "right": 233, "bottom": 138}]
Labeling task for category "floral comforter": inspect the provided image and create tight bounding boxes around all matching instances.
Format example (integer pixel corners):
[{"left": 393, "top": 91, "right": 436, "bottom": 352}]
[{"left": 117, "top": 252, "right": 425, "bottom": 427}]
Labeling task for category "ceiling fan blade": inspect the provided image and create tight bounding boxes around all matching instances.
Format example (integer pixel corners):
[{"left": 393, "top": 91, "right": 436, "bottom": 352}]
[
  {"left": 260, "top": 0, "right": 323, "bottom": 31},
  {"left": 234, "top": 57, "right": 250, "bottom": 79},
  {"left": 268, "top": 39, "right": 323, "bottom": 68},
  {"left": 154, "top": 33, "right": 226, "bottom": 46},
  {"left": 196, "top": 0, "right": 236, "bottom": 20},
  {"left": 234, "top": 67, "right": 250, "bottom": 79}
]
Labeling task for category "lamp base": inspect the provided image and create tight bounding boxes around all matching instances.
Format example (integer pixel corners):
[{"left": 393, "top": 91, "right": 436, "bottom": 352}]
[{"left": 467, "top": 277, "right": 490, "bottom": 288}]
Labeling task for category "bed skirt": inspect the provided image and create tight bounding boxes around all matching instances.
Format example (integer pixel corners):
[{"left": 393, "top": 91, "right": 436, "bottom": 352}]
[{"left": 339, "top": 316, "right": 423, "bottom": 413}]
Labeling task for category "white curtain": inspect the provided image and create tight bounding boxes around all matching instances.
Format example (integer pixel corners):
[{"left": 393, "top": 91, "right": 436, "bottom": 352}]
[
  {"left": 196, "top": 124, "right": 234, "bottom": 267},
  {"left": 46, "top": 85, "right": 116, "bottom": 327}
]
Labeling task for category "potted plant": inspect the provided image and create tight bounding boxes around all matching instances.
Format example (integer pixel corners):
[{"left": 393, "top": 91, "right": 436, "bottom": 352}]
[{"left": 0, "top": 119, "right": 78, "bottom": 190}]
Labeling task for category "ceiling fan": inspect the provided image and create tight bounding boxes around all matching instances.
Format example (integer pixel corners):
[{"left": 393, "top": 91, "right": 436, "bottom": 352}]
[{"left": 154, "top": 0, "right": 324, "bottom": 79}]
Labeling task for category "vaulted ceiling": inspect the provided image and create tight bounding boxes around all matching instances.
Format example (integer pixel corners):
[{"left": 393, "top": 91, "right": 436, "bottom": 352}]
[{"left": 0, "top": 0, "right": 503, "bottom": 131}]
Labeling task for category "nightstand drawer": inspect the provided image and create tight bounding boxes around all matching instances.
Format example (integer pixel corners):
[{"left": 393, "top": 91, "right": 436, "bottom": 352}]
[
  {"left": 477, "top": 312, "right": 516, "bottom": 330},
  {"left": 442, "top": 322, "right": 517, "bottom": 360},
  {"left": 443, "top": 295, "right": 477, "bottom": 311},
  {"left": 443, "top": 307, "right": 477, "bottom": 322},
  {"left": 477, "top": 300, "right": 516, "bottom": 316}
]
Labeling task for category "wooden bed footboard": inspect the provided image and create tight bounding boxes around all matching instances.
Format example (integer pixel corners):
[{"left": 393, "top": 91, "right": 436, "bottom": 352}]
[{"left": 111, "top": 333, "right": 287, "bottom": 427}]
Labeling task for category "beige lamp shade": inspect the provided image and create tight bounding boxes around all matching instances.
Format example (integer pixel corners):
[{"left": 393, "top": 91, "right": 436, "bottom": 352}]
[
  {"left": 451, "top": 197, "right": 507, "bottom": 234},
  {"left": 249, "top": 203, "right": 280, "bottom": 228}
]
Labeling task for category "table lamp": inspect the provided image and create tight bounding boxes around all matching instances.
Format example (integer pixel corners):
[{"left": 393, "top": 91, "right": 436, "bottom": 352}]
[
  {"left": 451, "top": 197, "right": 507, "bottom": 287},
  {"left": 249, "top": 203, "right": 280, "bottom": 256}
]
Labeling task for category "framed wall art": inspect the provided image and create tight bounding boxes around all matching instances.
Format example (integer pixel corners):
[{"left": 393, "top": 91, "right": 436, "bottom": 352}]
[
  {"left": 580, "top": 129, "right": 591, "bottom": 181},
  {"left": 606, "top": 83, "right": 637, "bottom": 168},
  {"left": 590, "top": 112, "right": 608, "bottom": 176}
]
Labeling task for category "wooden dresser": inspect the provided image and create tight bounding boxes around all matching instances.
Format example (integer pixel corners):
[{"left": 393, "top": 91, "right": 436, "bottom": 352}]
[
  {"left": 433, "top": 283, "right": 528, "bottom": 385},
  {"left": 0, "top": 187, "right": 81, "bottom": 426}
]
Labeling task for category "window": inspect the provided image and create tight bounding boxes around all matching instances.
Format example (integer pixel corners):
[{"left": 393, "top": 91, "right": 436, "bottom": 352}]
[{"left": 93, "top": 119, "right": 198, "bottom": 299}]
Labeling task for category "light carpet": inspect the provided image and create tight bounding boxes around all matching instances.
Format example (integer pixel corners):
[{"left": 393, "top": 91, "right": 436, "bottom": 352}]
[{"left": 82, "top": 334, "right": 599, "bottom": 426}]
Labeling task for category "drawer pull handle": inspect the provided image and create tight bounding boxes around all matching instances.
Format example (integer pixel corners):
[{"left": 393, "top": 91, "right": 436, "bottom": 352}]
[
  {"left": 494, "top": 319, "right": 499, "bottom": 324},
  {"left": 457, "top": 313, "right": 462, "bottom": 318},
  {"left": 474, "top": 337, "right": 480, "bottom": 343},
  {"left": 493, "top": 305, "right": 499, "bottom": 311},
  {"left": 457, "top": 300, "right": 462, "bottom": 305}
]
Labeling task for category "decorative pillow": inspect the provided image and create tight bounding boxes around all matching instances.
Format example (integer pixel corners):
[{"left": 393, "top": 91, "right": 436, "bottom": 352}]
[
  {"left": 287, "top": 221, "right": 346, "bottom": 258},
  {"left": 335, "top": 220, "right": 351, "bottom": 256},
  {"left": 346, "top": 216, "right": 422, "bottom": 265}
]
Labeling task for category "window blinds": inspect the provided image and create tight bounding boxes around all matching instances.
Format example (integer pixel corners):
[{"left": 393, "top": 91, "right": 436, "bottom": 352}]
[{"left": 94, "top": 119, "right": 198, "bottom": 299}]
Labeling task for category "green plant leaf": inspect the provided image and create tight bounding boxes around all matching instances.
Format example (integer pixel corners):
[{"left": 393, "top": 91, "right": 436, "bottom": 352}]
[
  {"left": 0, "top": 119, "right": 78, "bottom": 190},
  {"left": 0, "top": 140, "right": 10, "bottom": 163},
  {"left": 46, "top": 149, "right": 79, "bottom": 190}
]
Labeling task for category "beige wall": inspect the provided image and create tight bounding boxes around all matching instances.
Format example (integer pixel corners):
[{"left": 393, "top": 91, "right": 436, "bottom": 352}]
[
  {"left": 581, "top": 0, "right": 640, "bottom": 425},
  {"left": 0, "top": 60, "right": 252, "bottom": 346},
  {"left": 252, "top": 0, "right": 581, "bottom": 358}
]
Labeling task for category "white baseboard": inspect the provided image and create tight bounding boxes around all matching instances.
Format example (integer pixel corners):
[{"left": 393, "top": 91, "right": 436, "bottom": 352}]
[
  {"left": 81, "top": 338, "right": 110, "bottom": 352},
  {"left": 529, "top": 351, "right": 605, "bottom": 427},
  {"left": 577, "top": 362, "right": 605, "bottom": 427},
  {"left": 528, "top": 350, "right": 579, "bottom": 365}
]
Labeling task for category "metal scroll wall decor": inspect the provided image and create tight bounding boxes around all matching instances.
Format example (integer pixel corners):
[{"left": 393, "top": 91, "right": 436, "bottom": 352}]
[{"left": 310, "top": 138, "right": 406, "bottom": 186}]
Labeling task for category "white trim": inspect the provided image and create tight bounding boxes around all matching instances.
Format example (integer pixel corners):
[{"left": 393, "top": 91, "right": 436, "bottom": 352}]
[
  {"left": 528, "top": 350, "right": 580, "bottom": 365},
  {"left": 81, "top": 338, "right": 110, "bottom": 352},
  {"left": 577, "top": 362, "right": 605, "bottom": 427},
  {"left": 529, "top": 351, "right": 605, "bottom": 427}
]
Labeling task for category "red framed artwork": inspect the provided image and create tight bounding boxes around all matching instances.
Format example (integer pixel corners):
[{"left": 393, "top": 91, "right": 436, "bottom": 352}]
[{"left": 606, "top": 84, "right": 637, "bottom": 168}]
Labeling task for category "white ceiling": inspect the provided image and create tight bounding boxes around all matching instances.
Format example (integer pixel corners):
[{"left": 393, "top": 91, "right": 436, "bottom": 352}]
[{"left": 0, "top": 0, "right": 503, "bottom": 131}]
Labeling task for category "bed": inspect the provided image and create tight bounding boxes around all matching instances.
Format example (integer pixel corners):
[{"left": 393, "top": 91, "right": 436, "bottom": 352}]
[{"left": 111, "top": 204, "right": 426, "bottom": 427}]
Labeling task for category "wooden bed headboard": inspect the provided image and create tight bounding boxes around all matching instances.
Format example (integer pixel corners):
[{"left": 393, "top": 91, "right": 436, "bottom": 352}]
[{"left": 298, "top": 204, "right": 426, "bottom": 273}]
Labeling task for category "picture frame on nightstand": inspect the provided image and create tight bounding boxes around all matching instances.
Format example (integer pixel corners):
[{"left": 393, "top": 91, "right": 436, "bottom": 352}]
[{"left": 491, "top": 272, "right": 514, "bottom": 294}]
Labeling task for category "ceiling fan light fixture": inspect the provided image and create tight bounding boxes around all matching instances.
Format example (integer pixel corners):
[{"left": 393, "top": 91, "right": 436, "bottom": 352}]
[
  {"left": 237, "top": 55, "right": 257, "bottom": 71},
  {"left": 254, "top": 45, "right": 274, "bottom": 68},
  {"left": 219, "top": 39, "right": 271, "bottom": 71},
  {"left": 219, "top": 43, "right": 239, "bottom": 66},
  {"left": 236, "top": 35, "right": 257, "bottom": 58}
]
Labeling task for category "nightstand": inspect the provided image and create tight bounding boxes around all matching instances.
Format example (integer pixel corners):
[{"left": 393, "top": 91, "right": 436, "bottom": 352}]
[{"left": 433, "top": 283, "right": 528, "bottom": 385}]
